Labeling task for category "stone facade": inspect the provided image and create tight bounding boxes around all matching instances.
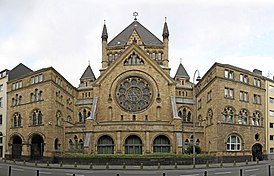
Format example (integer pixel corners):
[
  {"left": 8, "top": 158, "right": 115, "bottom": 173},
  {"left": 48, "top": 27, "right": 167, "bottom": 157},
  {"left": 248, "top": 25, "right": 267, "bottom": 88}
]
[{"left": 4, "top": 16, "right": 268, "bottom": 160}]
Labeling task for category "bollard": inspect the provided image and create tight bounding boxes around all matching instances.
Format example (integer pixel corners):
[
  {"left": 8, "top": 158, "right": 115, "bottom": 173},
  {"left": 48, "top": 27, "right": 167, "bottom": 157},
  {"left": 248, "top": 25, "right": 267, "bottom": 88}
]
[
  {"left": 72, "top": 174, "right": 75, "bottom": 176},
  {"left": 4, "top": 158, "right": 6, "bottom": 163},
  {"left": 123, "top": 163, "right": 126, "bottom": 169},
  {"left": 60, "top": 161, "right": 63, "bottom": 167},
  {"left": 204, "top": 170, "right": 207, "bottom": 176},
  {"left": 158, "top": 162, "right": 161, "bottom": 169},
  {"left": 206, "top": 161, "right": 209, "bottom": 168},
  {"left": 23, "top": 160, "right": 26, "bottom": 165},
  {"left": 269, "top": 165, "right": 271, "bottom": 176},
  {"left": 233, "top": 160, "right": 236, "bottom": 166},
  {"left": 106, "top": 162, "right": 109, "bottom": 169},
  {"left": 35, "top": 161, "right": 38, "bottom": 166},
  {"left": 240, "top": 168, "right": 243, "bottom": 176},
  {"left": 174, "top": 162, "right": 177, "bottom": 169},
  {"left": 140, "top": 163, "right": 143, "bottom": 170},
  {"left": 220, "top": 161, "right": 223, "bottom": 167},
  {"left": 90, "top": 162, "right": 93, "bottom": 169},
  {"left": 74, "top": 162, "right": 77, "bottom": 168},
  {"left": 13, "top": 159, "right": 15, "bottom": 164},
  {"left": 163, "top": 173, "right": 166, "bottom": 176},
  {"left": 47, "top": 161, "right": 49, "bottom": 167},
  {"left": 37, "top": 170, "right": 39, "bottom": 176},
  {"left": 8, "top": 166, "right": 11, "bottom": 176},
  {"left": 116, "top": 174, "right": 120, "bottom": 176},
  {"left": 256, "top": 158, "right": 259, "bottom": 164},
  {"left": 245, "top": 160, "right": 248, "bottom": 165}
]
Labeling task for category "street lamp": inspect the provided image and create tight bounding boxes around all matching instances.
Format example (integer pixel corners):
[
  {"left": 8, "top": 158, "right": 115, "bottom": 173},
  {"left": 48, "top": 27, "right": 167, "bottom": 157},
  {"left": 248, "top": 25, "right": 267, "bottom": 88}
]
[{"left": 192, "top": 69, "right": 201, "bottom": 168}]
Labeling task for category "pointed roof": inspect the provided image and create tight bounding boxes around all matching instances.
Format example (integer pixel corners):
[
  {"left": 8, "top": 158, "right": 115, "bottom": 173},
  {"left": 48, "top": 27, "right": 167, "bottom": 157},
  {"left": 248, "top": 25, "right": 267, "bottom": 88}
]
[
  {"left": 101, "top": 22, "right": 108, "bottom": 41},
  {"left": 80, "top": 65, "right": 96, "bottom": 80},
  {"left": 8, "top": 63, "right": 33, "bottom": 81},
  {"left": 174, "top": 63, "right": 190, "bottom": 79},
  {"left": 162, "top": 20, "right": 169, "bottom": 39},
  {"left": 107, "top": 20, "right": 163, "bottom": 47}
]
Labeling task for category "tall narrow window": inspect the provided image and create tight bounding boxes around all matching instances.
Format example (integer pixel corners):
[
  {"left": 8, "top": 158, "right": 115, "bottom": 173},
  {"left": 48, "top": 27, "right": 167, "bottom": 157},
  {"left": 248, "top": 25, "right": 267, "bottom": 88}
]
[{"left": 223, "top": 107, "right": 234, "bottom": 123}]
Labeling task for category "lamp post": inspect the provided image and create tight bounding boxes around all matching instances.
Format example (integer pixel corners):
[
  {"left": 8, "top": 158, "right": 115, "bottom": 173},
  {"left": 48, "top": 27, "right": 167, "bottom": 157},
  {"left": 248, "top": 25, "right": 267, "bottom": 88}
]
[{"left": 192, "top": 69, "right": 201, "bottom": 168}]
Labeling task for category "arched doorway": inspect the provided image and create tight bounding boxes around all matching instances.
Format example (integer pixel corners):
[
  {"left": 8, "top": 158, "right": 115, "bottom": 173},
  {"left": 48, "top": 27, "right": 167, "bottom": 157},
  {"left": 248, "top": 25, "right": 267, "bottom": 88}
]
[
  {"left": 124, "top": 135, "right": 142, "bottom": 154},
  {"left": 252, "top": 143, "right": 263, "bottom": 161},
  {"left": 12, "top": 135, "right": 22, "bottom": 159},
  {"left": 30, "top": 134, "right": 44, "bottom": 160}
]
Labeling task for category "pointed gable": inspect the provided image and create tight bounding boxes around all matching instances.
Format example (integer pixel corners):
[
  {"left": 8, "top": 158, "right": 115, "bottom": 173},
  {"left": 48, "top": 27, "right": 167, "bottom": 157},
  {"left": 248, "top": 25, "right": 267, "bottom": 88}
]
[
  {"left": 108, "top": 20, "right": 163, "bottom": 47},
  {"left": 174, "top": 63, "right": 190, "bottom": 79},
  {"left": 127, "top": 29, "right": 142, "bottom": 45},
  {"left": 80, "top": 65, "right": 96, "bottom": 81},
  {"left": 8, "top": 63, "right": 33, "bottom": 81}
]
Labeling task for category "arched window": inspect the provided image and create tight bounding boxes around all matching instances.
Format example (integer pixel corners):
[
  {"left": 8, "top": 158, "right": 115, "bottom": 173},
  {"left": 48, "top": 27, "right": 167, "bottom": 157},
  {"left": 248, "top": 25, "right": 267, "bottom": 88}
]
[
  {"left": 79, "top": 112, "right": 82, "bottom": 122},
  {"left": 125, "top": 135, "right": 142, "bottom": 154},
  {"left": 56, "top": 111, "right": 62, "bottom": 126},
  {"left": 238, "top": 109, "right": 248, "bottom": 125},
  {"left": 78, "top": 109, "right": 91, "bottom": 122},
  {"left": 223, "top": 107, "right": 234, "bottom": 123},
  {"left": 153, "top": 135, "right": 170, "bottom": 153},
  {"left": 97, "top": 135, "right": 114, "bottom": 154},
  {"left": 124, "top": 53, "right": 144, "bottom": 65},
  {"left": 31, "top": 110, "right": 42, "bottom": 126},
  {"left": 226, "top": 135, "right": 241, "bottom": 151},
  {"left": 187, "top": 112, "right": 191, "bottom": 122},
  {"left": 13, "top": 113, "right": 22, "bottom": 128},
  {"left": 69, "top": 139, "right": 74, "bottom": 150},
  {"left": 54, "top": 138, "right": 59, "bottom": 150},
  {"left": 207, "top": 109, "right": 213, "bottom": 125},
  {"left": 178, "top": 107, "right": 192, "bottom": 122},
  {"left": 252, "top": 111, "right": 261, "bottom": 126},
  {"left": 74, "top": 135, "right": 78, "bottom": 149}
]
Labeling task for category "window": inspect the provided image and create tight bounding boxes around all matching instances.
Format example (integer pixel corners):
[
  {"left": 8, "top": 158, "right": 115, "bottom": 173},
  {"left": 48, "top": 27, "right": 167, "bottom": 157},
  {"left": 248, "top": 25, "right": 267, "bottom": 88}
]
[
  {"left": 198, "top": 99, "right": 201, "bottom": 109},
  {"left": 13, "top": 113, "right": 22, "bottom": 128},
  {"left": 253, "top": 78, "right": 261, "bottom": 87},
  {"left": 226, "top": 135, "right": 241, "bottom": 151},
  {"left": 178, "top": 108, "right": 191, "bottom": 122},
  {"left": 270, "top": 110, "right": 274, "bottom": 117},
  {"left": 207, "top": 109, "right": 213, "bottom": 125},
  {"left": 56, "top": 111, "right": 62, "bottom": 126},
  {"left": 253, "top": 94, "right": 261, "bottom": 104},
  {"left": 270, "top": 135, "right": 274, "bottom": 141},
  {"left": 270, "top": 148, "right": 274, "bottom": 154},
  {"left": 0, "top": 115, "right": 2, "bottom": 125},
  {"left": 223, "top": 107, "right": 234, "bottom": 123},
  {"left": 224, "top": 70, "right": 234, "bottom": 79},
  {"left": 108, "top": 54, "right": 113, "bottom": 65},
  {"left": 238, "top": 109, "right": 248, "bottom": 125},
  {"left": 207, "top": 90, "right": 212, "bottom": 102},
  {"left": 270, "top": 123, "right": 274, "bottom": 128},
  {"left": 31, "top": 74, "right": 43, "bottom": 84},
  {"left": 252, "top": 111, "right": 261, "bottom": 126},
  {"left": 125, "top": 135, "right": 142, "bottom": 154},
  {"left": 270, "top": 97, "right": 274, "bottom": 104},
  {"left": 158, "top": 53, "right": 162, "bottom": 60},
  {"left": 97, "top": 136, "right": 114, "bottom": 154},
  {"left": 240, "top": 91, "right": 248, "bottom": 102},
  {"left": 224, "top": 87, "right": 234, "bottom": 98},
  {"left": 0, "top": 132, "right": 2, "bottom": 144},
  {"left": 78, "top": 108, "right": 91, "bottom": 122},
  {"left": 240, "top": 74, "right": 248, "bottom": 83},
  {"left": 0, "top": 97, "right": 2, "bottom": 108},
  {"left": 153, "top": 135, "right": 170, "bottom": 153},
  {"left": 0, "top": 84, "right": 3, "bottom": 91},
  {"left": 152, "top": 52, "right": 156, "bottom": 60},
  {"left": 270, "top": 86, "right": 274, "bottom": 92},
  {"left": 31, "top": 110, "right": 42, "bottom": 126},
  {"left": 124, "top": 53, "right": 144, "bottom": 65}
]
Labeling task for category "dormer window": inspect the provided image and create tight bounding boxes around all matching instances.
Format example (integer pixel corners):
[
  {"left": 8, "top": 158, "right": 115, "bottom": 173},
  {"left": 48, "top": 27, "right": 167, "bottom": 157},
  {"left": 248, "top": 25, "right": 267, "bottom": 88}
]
[{"left": 124, "top": 53, "right": 144, "bottom": 65}]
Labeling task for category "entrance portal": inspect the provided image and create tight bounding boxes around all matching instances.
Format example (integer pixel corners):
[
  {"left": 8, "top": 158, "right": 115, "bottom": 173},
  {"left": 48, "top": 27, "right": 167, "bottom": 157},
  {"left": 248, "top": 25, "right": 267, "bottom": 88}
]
[
  {"left": 252, "top": 143, "right": 263, "bottom": 161},
  {"left": 12, "top": 135, "right": 22, "bottom": 159},
  {"left": 30, "top": 134, "right": 44, "bottom": 160}
]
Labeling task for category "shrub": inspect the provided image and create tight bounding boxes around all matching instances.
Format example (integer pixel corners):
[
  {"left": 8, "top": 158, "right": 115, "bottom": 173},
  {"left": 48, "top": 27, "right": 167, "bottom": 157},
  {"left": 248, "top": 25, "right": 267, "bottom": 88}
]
[{"left": 186, "top": 144, "right": 201, "bottom": 154}]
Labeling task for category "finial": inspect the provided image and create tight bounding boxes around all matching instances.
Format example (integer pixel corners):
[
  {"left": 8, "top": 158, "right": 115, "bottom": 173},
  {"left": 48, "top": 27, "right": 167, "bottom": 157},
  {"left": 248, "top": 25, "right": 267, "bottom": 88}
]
[
  {"left": 165, "top": 17, "right": 167, "bottom": 22},
  {"left": 88, "top": 60, "right": 90, "bottom": 66},
  {"left": 104, "top": 19, "right": 106, "bottom": 25},
  {"left": 180, "top": 58, "right": 182, "bottom": 64},
  {"left": 133, "top": 11, "right": 138, "bottom": 21}
]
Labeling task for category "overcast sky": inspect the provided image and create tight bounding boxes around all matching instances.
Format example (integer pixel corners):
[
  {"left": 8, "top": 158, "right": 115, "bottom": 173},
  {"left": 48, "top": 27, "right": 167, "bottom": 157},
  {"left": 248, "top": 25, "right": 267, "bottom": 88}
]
[{"left": 1, "top": 0, "right": 274, "bottom": 86}]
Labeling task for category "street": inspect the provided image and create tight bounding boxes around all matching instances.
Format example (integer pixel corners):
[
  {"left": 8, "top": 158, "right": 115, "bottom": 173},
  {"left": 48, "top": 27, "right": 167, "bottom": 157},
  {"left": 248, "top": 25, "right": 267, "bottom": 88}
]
[{"left": 0, "top": 162, "right": 272, "bottom": 176}]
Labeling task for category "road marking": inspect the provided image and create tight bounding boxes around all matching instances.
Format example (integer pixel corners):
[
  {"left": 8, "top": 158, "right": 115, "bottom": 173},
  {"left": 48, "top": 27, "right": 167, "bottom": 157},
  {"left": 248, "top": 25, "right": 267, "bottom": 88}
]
[
  {"left": 12, "top": 168, "right": 24, "bottom": 172},
  {"left": 180, "top": 174, "right": 199, "bottom": 176},
  {"left": 246, "top": 169, "right": 259, "bottom": 172},
  {"left": 39, "top": 171, "right": 52, "bottom": 175},
  {"left": 214, "top": 172, "right": 232, "bottom": 175}
]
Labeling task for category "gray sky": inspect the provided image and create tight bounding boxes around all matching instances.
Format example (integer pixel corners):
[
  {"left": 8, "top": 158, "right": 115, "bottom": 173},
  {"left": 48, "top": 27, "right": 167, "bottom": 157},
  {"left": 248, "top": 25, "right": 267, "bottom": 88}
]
[{"left": 1, "top": 0, "right": 274, "bottom": 86}]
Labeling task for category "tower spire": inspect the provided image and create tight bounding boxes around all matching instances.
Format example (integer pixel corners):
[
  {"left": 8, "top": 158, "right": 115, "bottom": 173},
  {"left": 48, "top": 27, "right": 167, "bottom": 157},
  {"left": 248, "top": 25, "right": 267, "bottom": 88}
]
[
  {"left": 162, "top": 17, "right": 169, "bottom": 39},
  {"left": 101, "top": 20, "right": 108, "bottom": 41}
]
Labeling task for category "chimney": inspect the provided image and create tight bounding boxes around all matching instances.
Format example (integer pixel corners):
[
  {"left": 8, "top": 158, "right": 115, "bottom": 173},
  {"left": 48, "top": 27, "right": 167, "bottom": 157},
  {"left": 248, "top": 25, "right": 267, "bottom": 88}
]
[{"left": 253, "top": 69, "right": 262, "bottom": 75}]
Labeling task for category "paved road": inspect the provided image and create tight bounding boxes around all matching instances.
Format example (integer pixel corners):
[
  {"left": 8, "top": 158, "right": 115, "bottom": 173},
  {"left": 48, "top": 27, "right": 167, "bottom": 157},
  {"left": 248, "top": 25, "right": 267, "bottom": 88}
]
[{"left": 0, "top": 161, "right": 272, "bottom": 176}]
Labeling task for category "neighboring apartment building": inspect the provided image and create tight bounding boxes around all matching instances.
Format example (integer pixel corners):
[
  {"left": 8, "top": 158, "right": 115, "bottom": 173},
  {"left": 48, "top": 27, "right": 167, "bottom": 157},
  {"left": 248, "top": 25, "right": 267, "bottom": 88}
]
[
  {"left": 196, "top": 63, "right": 266, "bottom": 160},
  {"left": 265, "top": 78, "right": 274, "bottom": 159},
  {"left": 0, "top": 69, "right": 9, "bottom": 158}
]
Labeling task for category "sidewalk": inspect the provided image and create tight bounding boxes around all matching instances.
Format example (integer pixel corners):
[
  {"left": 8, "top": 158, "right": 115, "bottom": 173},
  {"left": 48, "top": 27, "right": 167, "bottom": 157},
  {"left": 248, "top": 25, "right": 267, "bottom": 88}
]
[{"left": 0, "top": 159, "right": 270, "bottom": 170}]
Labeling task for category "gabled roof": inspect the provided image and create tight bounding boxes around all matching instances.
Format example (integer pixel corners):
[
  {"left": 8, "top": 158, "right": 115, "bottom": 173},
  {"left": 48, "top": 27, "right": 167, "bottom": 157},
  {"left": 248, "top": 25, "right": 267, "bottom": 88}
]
[
  {"left": 174, "top": 63, "right": 190, "bottom": 79},
  {"left": 80, "top": 65, "right": 96, "bottom": 80},
  {"left": 8, "top": 63, "right": 33, "bottom": 81},
  {"left": 107, "top": 20, "right": 163, "bottom": 47}
]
